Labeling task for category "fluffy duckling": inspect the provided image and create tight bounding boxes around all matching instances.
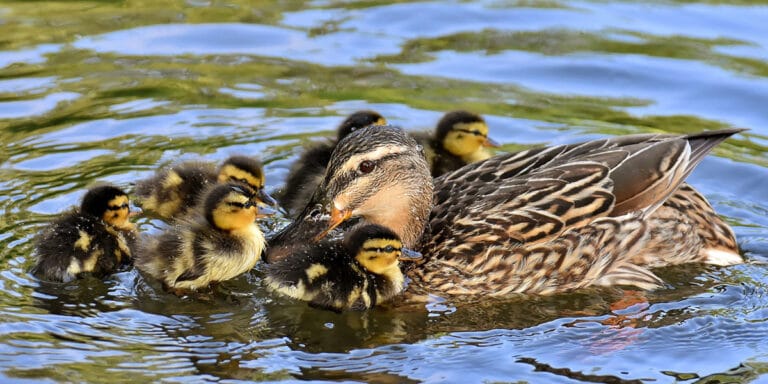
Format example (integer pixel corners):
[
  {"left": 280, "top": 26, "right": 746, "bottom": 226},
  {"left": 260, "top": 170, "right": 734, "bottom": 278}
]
[
  {"left": 277, "top": 110, "right": 387, "bottom": 216},
  {"left": 135, "top": 155, "right": 275, "bottom": 220},
  {"left": 413, "top": 110, "right": 498, "bottom": 177},
  {"left": 265, "top": 224, "right": 421, "bottom": 312},
  {"left": 32, "top": 185, "right": 136, "bottom": 283},
  {"left": 136, "top": 184, "right": 269, "bottom": 293}
]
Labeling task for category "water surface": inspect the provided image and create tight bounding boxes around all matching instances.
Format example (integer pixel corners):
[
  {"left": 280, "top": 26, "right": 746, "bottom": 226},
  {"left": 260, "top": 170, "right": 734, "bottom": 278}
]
[{"left": 1, "top": 0, "right": 767, "bottom": 382}]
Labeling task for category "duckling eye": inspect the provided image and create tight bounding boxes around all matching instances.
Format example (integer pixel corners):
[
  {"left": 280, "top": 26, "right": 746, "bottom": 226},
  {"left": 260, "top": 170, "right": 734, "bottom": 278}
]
[
  {"left": 383, "top": 245, "right": 395, "bottom": 253},
  {"left": 358, "top": 160, "right": 376, "bottom": 174}
]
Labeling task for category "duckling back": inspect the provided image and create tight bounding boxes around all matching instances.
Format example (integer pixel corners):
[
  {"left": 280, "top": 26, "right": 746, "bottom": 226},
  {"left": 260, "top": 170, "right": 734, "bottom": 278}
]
[{"left": 134, "top": 161, "right": 216, "bottom": 220}]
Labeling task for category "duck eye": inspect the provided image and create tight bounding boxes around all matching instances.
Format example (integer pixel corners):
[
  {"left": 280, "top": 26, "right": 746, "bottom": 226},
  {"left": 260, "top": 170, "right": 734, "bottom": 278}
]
[
  {"left": 358, "top": 160, "right": 375, "bottom": 174},
  {"left": 383, "top": 245, "right": 395, "bottom": 253}
]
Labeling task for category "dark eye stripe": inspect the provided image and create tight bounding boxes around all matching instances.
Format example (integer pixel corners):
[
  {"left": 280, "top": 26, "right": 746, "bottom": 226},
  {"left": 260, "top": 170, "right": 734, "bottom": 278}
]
[
  {"left": 107, "top": 203, "right": 129, "bottom": 211},
  {"left": 363, "top": 246, "right": 400, "bottom": 253},
  {"left": 227, "top": 201, "right": 254, "bottom": 209},
  {"left": 454, "top": 128, "right": 485, "bottom": 137}
]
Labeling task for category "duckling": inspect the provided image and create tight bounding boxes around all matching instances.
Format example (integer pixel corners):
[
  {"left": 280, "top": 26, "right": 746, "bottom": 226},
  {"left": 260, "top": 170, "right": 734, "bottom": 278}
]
[
  {"left": 136, "top": 183, "right": 269, "bottom": 293},
  {"left": 265, "top": 224, "right": 422, "bottom": 312},
  {"left": 270, "top": 125, "right": 744, "bottom": 296},
  {"left": 31, "top": 185, "right": 136, "bottom": 283},
  {"left": 277, "top": 110, "right": 387, "bottom": 216},
  {"left": 412, "top": 110, "right": 498, "bottom": 177},
  {"left": 135, "top": 155, "right": 275, "bottom": 220}
]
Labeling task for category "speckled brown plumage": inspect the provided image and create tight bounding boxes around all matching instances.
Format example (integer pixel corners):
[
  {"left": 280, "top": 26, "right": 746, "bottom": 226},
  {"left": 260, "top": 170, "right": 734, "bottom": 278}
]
[{"left": 278, "top": 126, "right": 744, "bottom": 296}]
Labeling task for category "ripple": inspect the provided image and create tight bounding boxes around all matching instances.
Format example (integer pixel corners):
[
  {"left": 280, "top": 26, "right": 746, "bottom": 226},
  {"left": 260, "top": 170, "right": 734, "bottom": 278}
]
[
  {"left": 395, "top": 50, "right": 768, "bottom": 129},
  {"left": 72, "top": 23, "right": 402, "bottom": 66},
  {"left": 0, "top": 92, "right": 80, "bottom": 119}
]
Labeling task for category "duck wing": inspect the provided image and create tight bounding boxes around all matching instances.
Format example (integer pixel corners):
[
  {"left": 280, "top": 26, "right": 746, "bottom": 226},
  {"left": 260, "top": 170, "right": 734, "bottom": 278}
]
[{"left": 425, "top": 129, "right": 743, "bottom": 261}]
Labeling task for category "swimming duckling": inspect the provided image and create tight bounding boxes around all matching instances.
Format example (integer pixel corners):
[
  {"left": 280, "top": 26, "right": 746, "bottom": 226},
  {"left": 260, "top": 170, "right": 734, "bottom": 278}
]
[
  {"left": 265, "top": 224, "right": 421, "bottom": 312},
  {"left": 31, "top": 185, "right": 136, "bottom": 283},
  {"left": 277, "top": 110, "right": 387, "bottom": 216},
  {"left": 412, "top": 110, "right": 498, "bottom": 177},
  {"left": 136, "top": 183, "right": 269, "bottom": 293},
  {"left": 272, "top": 125, "right": 743, "bottom": 296},
  {"left": 135, "top": 155, "right": 275, "bottom": 220}
]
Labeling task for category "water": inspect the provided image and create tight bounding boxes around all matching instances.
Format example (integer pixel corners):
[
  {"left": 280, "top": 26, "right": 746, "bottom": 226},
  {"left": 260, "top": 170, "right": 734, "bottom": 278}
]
[{"left": 1, "top": 0, "right": 767, "bottom": 382}]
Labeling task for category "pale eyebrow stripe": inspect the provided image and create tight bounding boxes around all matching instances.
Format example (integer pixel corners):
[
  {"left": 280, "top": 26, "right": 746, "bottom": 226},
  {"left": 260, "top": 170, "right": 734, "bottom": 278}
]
[{"left": 339, "top": 144, "right": 410, "bottom": 174}]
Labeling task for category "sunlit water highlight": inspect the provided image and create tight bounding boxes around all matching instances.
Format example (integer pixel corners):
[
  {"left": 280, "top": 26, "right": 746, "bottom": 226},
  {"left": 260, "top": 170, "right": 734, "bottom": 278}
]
[{"left": 0, "top": 0, "right": 767, "bottom": 382}]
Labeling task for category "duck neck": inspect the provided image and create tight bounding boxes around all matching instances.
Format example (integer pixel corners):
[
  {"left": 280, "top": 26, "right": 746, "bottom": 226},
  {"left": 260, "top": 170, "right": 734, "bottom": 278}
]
[{"left": 357, "top": 177, "right": 433, "bottom": 249}]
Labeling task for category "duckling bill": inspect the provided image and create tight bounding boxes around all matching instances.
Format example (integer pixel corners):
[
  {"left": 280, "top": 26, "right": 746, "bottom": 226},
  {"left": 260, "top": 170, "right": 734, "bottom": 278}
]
[
  {"left": 136, "top": 184, "right": 269, "bottom": 294},
  {"left": 135, "top": 155, "right": 275, "bottom": 221},
  {"left": 31, "top": 185, "right": 137, "bottom": 283},
  {"left": 265, "top": 224, "right": 421, "bottom": 312}
]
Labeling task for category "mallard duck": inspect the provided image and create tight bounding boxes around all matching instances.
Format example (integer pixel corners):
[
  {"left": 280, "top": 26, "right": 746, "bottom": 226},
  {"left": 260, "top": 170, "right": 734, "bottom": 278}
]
[
  {"left": 268, "top": 125, "right": 743, "bottom": 296},
  {"left": 31, "top": 185, "right": 136, "bottom": 283},
  {"left": 264, "top": 224, "right": 422, "bottom": 312},
  {"left": 276, "top": 110, "right": 387, "bottom": 216},
  {"left": 135, "top": 155, "right": 275, "bottom": 220},
  {"left": 136, "top": 183, "right": 269, "bottom": 293},
  {"left": 412, "top": 110, "right": 498, "bottom": 177}
]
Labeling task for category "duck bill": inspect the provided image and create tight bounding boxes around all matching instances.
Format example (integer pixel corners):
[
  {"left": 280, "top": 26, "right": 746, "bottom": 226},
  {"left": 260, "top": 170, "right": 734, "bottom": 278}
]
[
  {"left": 255, "top": 205, "right": 278, "bottom": 219},
  {"left": 483, "top": 136, "right": 500, "bottom": 148},
  {"left": 313, "top": 206, "right": 352, "bottom": 242},
  {"left": 254, "top": 188, "right": 278, "bottom": 207},
  {"left": 399, "top": 247, "right": 423, "bottom": 261}
]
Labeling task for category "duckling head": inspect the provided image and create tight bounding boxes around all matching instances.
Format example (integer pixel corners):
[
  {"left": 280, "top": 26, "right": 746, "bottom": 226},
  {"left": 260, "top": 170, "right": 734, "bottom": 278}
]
[
  {"left": 204, "top": 184, "right": 268, "bottom": 233},
  {"left": 345, "top": 224, "right": 422, "bottom": 277},
  {"left": 81, "top": 185, "right": 135, "bottom": 231},
  {"left": 313, "top": 125, "right": 433, "bottom": 248},
  {"left": 437, "top": 110, "right": 498, "bottom": 161},
  {"left": 336, "top": 110, "right": 387, "bottom": 141},
  {"left": 216, "top": 156, "right": 277, "bottom": 207}
]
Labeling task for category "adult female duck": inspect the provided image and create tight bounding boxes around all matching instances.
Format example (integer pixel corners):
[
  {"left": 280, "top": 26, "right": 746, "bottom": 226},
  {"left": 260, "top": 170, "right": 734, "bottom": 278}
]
[{"left": 267, "top": 125, "right": 742, "bottom": 296}]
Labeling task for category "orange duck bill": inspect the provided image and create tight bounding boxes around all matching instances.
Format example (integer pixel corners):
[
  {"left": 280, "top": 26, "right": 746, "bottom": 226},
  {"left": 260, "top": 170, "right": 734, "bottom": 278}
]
[{"left": 313, "top": 206, "right": 352, "bottom": 242}]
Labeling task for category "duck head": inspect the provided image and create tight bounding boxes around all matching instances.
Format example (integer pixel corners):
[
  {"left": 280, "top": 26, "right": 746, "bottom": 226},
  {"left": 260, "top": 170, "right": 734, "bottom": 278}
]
[
  {"left": 312, "top": 125, "right": 433, "bottom": 248},
  {"left": 81, "top": 185, "right": 135, "bottom": 231},
  {"left": 336, "top": 110, "right": 387, "bottom": 141},
  {"left": 204, "top": 184, "right": 271, "bottom": 233},
  {"left": 437, "top": 110, "right": 498, "bottom": 162},
  {"left": 217, "top": 155, "right": 277, "bottom": 208}
]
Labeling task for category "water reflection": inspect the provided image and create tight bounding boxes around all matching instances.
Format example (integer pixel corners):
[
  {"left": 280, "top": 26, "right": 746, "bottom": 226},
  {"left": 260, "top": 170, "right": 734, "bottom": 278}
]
[{"left": 0, "top": 0, "right": 767, "bottom": 381}]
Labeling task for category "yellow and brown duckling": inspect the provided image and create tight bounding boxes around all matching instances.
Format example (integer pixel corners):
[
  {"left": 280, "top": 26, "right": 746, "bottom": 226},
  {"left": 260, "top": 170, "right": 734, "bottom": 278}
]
[
  {"left": 265, "top": 224, "right": 422, "bottom": 312},
  {"left": 412, "top": 110, "right": 498, "bottom": 177},
  {"left": 136, "top": 183, "right": 270, "bottom": 294},
  {"left": 31, "top": 185, "right": 137, "bottom": 283},
  {"left": 135, "top": 155, "right": 275, "bottom": 221},
  {"left": 276, "top": 110, "right": 387, "bottom": 217},
  {"left": 270, "top": 125, "right": 743, "bottom": 297}
]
